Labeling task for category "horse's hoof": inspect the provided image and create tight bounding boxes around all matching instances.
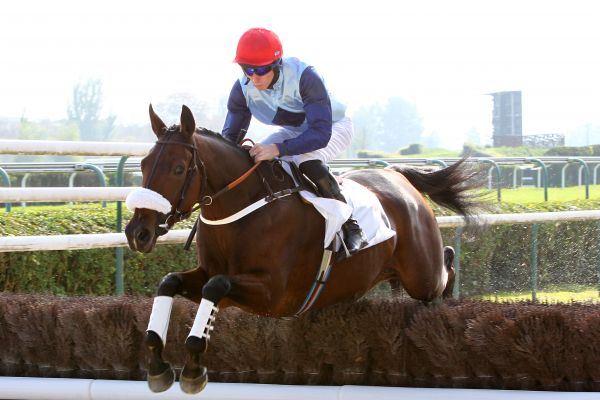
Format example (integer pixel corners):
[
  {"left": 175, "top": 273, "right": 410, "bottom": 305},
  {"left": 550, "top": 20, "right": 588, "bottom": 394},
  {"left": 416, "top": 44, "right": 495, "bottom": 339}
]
[
  {"left": 147, "top": 364, "right": 175, "bottom": 393},
  {"left": 180, "top": 366, "right": 208, "bottom": 394}
]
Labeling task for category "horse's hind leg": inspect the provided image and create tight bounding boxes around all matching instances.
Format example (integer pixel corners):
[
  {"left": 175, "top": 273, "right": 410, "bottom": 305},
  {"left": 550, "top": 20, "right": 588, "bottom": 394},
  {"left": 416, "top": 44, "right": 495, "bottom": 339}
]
[
  {"left": 442, "top": 246, "right": 456, "bottom": 298},
  {"left": 145, "top": 269, "right": 207, "bottom": 393},
  {"left": 180, "top": 275, "right": 231, "bottom": 394}
]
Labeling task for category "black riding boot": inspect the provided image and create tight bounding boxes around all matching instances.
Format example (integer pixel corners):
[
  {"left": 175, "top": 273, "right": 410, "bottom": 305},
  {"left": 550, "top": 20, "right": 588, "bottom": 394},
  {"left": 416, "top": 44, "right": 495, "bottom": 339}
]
[{"left": 299, "top": 160, "right": 368, "bottom": 256}]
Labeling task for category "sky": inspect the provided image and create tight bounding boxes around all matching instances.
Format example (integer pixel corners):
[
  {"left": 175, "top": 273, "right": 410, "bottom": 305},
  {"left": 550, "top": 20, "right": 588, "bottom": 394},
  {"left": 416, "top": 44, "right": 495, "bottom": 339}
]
[{"left": 1, "top": 0, "right": 599, "bottom": 148}]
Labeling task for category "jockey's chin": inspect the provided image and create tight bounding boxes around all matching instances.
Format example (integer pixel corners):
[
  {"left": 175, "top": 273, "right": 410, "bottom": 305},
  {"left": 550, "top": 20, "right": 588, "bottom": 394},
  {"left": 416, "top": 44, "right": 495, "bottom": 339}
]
[{"left": 125, "top": 209, "right": 161, "bottom": 253}]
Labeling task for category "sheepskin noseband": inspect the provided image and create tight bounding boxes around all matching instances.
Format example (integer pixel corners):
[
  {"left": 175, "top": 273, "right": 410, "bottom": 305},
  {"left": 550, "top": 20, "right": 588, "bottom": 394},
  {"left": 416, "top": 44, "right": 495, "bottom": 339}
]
[{"left": 125, "top": 188, "right": 172, "bottom": 214}]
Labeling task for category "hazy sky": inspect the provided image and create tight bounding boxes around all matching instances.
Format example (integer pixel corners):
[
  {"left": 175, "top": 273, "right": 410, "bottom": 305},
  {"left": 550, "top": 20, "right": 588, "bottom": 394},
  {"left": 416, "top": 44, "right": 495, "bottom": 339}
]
[{"left": 1, "top": 0, "right": 599, "bottom": 147}]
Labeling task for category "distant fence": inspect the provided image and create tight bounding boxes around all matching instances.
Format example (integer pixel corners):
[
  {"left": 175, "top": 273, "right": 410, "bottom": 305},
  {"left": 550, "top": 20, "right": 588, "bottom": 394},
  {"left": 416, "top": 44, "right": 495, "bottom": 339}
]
[
  {"left": 1, "top": 139, "right": 600, "bottom": 297},
  {"left": 2, "top": 139, "right": 600, "bottom": 204}
]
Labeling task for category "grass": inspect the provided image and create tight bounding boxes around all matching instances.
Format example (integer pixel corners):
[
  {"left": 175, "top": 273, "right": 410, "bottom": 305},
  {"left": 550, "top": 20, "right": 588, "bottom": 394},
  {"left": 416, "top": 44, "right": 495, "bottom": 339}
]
[
  {"left": 494, "top": 184, "right": 600, "bottom": 203},
  {"left": 480, "top": 284, "right": 600, "bottom": 303}
]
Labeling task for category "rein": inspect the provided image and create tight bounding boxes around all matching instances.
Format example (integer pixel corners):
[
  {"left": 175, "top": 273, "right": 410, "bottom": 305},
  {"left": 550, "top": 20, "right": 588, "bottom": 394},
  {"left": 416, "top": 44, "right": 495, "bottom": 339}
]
[
  {"left": 146, "top": 129, "right": 300, "bottom": 251},
  {"left": 198, "top": 161, "right": 262, "bottom": 206}
]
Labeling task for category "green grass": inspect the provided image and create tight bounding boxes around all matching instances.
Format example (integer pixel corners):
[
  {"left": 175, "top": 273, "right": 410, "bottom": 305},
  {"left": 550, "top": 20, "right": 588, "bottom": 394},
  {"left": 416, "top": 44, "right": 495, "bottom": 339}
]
[
  {"left": 480, "top": 284, "right": 600, "bottom": 303},
  {"left": 474, "top": 146, "right": 549, "bottom": 157},
  {"left": 496, "top": 185, "right": 600, "bottom": 203},
  {"left": 407, "top": 149, "right": 461, "bottom": 158}
]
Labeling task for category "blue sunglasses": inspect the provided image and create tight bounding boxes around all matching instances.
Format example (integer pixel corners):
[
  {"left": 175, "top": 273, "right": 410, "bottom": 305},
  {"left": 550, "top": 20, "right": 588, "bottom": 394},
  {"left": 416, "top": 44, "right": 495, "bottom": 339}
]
[{"left": 242, "top": 61, "right": 280, "bottom": 76}]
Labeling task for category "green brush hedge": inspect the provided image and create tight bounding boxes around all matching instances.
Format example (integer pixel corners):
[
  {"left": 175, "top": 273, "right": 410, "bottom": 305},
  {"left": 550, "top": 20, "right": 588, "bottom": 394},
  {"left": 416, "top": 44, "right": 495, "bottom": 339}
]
[{"left": 1, "top": 200, "right": 599, "bottom": 296}]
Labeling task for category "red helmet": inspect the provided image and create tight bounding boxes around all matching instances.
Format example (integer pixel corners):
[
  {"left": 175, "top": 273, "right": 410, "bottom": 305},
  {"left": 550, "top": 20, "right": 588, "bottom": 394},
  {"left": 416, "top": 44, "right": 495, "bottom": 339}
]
[{"left": 234, "top": 27, "right": 283, "bottom": 66}]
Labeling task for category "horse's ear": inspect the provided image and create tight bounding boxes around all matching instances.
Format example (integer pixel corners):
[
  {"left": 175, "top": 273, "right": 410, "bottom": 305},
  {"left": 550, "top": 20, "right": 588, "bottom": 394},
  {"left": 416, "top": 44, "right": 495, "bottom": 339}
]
[
  {"left": 180, "top": 105, "right": 196, "bottom": 139},
  {"left": 149, "top": 104, "right": 167, "bottom": 138}
]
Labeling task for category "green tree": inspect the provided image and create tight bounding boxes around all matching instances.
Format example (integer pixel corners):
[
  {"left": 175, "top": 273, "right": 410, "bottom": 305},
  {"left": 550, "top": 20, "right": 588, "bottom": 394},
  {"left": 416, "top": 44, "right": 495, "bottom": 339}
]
[
  {"left": 351, "top": 97, "right": 423, "bottom": 153},
  {"left": 15, "top": 117, "right": 79, "bottom": 162},
  {"left": 350, "top": 103, "right": 384, "bottom": 154},
  {"left": 382, "top": 96, "right": 423, "bottom": 151},
  {"left": 154, "top": 93, "right": 229, "bottom": 132},
  {"left": 67, "top": 78, "right": 115, "bottom": 141}
]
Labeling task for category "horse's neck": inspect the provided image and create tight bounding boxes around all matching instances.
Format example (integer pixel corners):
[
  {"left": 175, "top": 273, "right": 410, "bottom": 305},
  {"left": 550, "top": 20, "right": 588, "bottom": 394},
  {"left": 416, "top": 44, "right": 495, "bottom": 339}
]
[{"left": 195, "top": 133, "right": 265, "bottom": 216}]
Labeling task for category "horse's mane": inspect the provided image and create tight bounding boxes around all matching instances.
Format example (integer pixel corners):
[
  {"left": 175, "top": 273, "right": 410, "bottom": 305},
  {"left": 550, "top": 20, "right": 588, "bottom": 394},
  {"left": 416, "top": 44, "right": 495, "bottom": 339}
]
[
  {"left": 167, "top": 124, "right": 285, "bottom": 182},
  {"left": 163, "top": 124, "right": 247, "bottom": 156},
  {"left": 194, "top": 126, "right": 248, "bottom": 155}
]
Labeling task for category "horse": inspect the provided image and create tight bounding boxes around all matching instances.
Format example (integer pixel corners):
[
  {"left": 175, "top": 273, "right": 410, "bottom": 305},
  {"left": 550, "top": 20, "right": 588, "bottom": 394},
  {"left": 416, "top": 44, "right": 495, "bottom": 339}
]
[{"left": 124, "top": 104, "right": 484, "bottom": 394}]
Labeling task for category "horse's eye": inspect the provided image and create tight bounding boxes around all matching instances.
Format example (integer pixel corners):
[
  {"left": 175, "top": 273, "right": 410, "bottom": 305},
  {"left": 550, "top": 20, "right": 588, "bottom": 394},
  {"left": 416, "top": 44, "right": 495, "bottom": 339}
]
[{"left": 174, "top": 165, "right": 185, "bottom": 175}]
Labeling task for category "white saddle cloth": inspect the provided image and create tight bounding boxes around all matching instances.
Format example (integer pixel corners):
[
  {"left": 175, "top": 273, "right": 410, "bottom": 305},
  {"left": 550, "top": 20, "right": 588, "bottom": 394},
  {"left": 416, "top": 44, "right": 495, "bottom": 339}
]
[{"left": 287, "top": 166, "right": 396, "bottom": 249}]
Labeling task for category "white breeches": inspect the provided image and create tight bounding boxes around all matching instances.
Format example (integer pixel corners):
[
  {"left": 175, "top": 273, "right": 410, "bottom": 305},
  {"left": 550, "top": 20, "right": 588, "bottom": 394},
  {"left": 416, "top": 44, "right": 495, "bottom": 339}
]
[{"left": 260, "top": 117, "right": 354, "bottom": 165}]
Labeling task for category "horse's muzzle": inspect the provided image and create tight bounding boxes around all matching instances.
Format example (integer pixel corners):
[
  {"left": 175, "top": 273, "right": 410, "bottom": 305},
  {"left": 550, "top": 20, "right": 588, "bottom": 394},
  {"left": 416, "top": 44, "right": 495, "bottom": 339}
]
[{"left": 125, "top": 211, "right": 162, "bottom": 253}]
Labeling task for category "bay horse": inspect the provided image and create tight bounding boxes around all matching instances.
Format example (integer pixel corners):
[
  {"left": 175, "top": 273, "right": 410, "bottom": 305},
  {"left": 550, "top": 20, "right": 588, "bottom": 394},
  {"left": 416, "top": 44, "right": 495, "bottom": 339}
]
[{"left": 124, "top": 105, "right": 483, "bottom": 394}]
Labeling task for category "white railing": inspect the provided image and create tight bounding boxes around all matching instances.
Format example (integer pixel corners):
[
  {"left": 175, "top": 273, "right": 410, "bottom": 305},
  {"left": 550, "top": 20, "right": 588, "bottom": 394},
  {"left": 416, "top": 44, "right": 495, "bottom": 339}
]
[
  {"left": 0, "top": 139, "right": 152, "bottom": 156},
  {"left": 1, "top": 211, "right": 600, "bottom": 252},
  {"left": 0, "top": 377, "right": 598, "bottom": 400},
  {"left": 0, "top": 187, "right": 136, "bottom": 202}
]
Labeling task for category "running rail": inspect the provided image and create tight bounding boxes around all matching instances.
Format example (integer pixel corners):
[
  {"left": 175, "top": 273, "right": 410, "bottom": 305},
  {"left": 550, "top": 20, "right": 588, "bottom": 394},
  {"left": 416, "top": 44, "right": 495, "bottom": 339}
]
[
  {"left": 0, "top": 377, "right": 598, "bottom": 400},
  {"left": 1, "top": 210, "right": 600, "bottom": 252}
]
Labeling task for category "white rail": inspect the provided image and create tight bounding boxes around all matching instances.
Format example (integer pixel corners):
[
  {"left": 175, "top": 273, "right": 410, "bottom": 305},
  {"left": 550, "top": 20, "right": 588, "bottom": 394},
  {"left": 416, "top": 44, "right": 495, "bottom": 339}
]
[
  {"left": 0, "top": 230, "right": 191, "bottom": 252},
  {"left": 0, "top": 187, "right": 136, "bottom": 202},
  {"left": 436, "top": 210, "right": 600, "bottom": 227},
  {"left": 1, "top": 211, "right": 600, "bottom": 252},
  {"left": 0, "top": 377, "right": 597, "bottom": 400},
  {"left": 0, "top": 139, "right": 153, "bottom": 156}
]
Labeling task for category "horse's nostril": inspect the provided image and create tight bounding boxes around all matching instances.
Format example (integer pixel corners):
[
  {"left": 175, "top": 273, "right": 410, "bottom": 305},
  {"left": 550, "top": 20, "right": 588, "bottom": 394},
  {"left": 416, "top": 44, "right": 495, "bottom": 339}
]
[{"left": 136, "top": 228, "right": 150, "bottom": 243}]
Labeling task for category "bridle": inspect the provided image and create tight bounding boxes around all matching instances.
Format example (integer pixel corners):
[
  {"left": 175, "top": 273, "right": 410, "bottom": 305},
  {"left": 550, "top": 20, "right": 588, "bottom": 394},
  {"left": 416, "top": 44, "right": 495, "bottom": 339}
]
[
  {"left": 143, "top": 127, "right": 262, "bottom": 234},
  {"left": 144, "top": 127, "right": 205, "bottom": 232}
]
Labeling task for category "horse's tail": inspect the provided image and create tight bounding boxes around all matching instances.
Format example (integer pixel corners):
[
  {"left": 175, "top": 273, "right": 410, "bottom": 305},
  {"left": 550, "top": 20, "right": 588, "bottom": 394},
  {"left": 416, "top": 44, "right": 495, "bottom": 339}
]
[{"left": 387, "top": 157, "right": 487, "bottom": 221}]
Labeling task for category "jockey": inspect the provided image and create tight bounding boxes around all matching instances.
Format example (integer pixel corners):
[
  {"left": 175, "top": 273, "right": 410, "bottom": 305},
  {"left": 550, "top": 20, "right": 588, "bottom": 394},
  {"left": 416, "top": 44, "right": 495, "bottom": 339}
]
[{"left": 222, "top": 27, "right": 368, "bottom": 256}]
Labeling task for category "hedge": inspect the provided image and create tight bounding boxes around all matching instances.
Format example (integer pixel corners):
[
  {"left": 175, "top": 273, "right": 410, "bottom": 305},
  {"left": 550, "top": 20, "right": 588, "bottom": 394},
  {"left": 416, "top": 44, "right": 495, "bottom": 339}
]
[
  {"left": 0, "top": 204, "right": 196, "bottom": 296},
  {"left": 1, "top": 199, "right": 599, "bottom": 297}
]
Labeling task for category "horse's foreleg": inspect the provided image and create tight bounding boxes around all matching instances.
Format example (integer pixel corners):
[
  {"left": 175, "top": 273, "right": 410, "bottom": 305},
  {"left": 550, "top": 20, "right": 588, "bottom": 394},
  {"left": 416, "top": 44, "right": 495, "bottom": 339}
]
[
  {"left": 145, "top": 272, "right": 184, "bottom": 392},
  {"left": 180, "top": 275, "right": 231, "bottom": 394}
]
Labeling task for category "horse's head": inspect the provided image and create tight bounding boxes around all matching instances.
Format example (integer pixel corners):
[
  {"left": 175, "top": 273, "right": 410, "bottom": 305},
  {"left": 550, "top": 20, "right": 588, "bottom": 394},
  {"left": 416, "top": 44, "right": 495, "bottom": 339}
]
[{"left": 125, "top": 104, "right": 202, "bottom": 253}]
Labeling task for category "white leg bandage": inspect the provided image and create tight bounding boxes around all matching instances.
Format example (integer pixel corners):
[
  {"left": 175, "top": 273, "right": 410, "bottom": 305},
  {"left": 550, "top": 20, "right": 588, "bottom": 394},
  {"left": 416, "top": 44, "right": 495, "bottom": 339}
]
[
  {"left": 187, "top": 299, "right": 219, "bottom": 340},
  {"left": 147, "top": 296, "right": 174, "bottom": 345}
]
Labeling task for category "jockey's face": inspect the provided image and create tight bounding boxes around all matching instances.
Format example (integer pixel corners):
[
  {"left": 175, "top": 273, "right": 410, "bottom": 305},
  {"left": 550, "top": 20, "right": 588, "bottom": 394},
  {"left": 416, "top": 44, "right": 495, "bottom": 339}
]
[{"left": 248, "top": 69, "right": 275, "bottom": 91}]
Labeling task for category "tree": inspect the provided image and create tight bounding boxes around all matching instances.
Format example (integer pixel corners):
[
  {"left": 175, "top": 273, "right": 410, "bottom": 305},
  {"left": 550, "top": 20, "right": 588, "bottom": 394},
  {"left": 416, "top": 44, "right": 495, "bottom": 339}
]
[
  {"left": 155, "top": 92, "right": 226, "bottom": 132},
  {"left": 67, "top": 78, "right": 115, "bottom": 141},
  {"left": 381, "top": 96, "right": 423, "bottom": 151},
  {"left": 349, "top": 103, "right": 384, "bottom": 155},
  {"left": 15, "top": 116, "right": 79, "bottom": 162},
  {"left": 351, "top": 97, "right": 424, "bottom": 153}
]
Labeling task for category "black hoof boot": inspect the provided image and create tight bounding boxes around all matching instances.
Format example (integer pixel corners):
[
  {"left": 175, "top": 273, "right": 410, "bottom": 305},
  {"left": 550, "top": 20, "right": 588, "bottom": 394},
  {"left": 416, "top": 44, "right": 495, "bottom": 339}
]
[
  {"left": 342, "top": 218, "right": 368, "bottom": 254},
  {"left": 180, "top": 365, "right": 208, "bottom": 394},
  {"left": 145, "top": 330, "right": 175, "bottom": 392},
  {"left": 147, "top": 363, "right": 175, "bottom": 393}
]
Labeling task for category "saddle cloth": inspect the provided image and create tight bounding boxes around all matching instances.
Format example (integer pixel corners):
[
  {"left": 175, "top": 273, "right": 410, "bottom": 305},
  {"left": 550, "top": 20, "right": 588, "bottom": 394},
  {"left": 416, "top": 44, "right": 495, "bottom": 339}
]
[{"left": 283, "top": 164, "right": 396, "bottom": 250}]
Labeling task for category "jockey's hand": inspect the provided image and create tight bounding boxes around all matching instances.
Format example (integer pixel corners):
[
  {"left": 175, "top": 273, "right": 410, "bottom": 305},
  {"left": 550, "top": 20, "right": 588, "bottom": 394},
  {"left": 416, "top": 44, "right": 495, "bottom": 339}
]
[{"left": 249, "top": 143, "right": 280, "bottom": 162}]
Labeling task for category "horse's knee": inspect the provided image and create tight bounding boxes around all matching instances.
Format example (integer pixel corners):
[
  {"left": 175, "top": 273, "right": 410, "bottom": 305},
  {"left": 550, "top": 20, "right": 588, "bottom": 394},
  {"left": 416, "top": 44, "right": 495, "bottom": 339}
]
[
  {"left": 202, "top": 275, "right": 231, "bottom": 303},
  {"left": 157, "top": 273, "right": 183, "bottom": 297}
]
